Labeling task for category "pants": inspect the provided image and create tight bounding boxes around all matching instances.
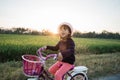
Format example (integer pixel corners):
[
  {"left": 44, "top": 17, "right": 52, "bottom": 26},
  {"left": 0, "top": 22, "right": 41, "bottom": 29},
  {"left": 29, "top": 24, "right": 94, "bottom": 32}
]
[{"left": 48, "top": 61, "right": 73, "bottom": 80}]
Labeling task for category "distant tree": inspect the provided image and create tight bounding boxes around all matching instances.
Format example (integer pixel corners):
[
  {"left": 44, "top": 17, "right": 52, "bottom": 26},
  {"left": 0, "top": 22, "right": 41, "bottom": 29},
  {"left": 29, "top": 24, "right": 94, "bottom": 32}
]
[
  {"left": 31, "top": 30, "right": 41, "bottom": 35},
  {"left": 73, "top": 30, "right": 120, "bottom": 39},
  {"left": 73, "top": 31, "right": 81, "bottom": 37},
  {"left": 114, "top": 32, "right": 120, "bottom": 39},
  {"left": 12, "top": 27, "right": 28, "bottom": 34},
  {"left": 85, "top": 31, "right": 96, "bottom": 38},
  {"left": 41, "top": 29, "right": 53, "bottom": 36}
]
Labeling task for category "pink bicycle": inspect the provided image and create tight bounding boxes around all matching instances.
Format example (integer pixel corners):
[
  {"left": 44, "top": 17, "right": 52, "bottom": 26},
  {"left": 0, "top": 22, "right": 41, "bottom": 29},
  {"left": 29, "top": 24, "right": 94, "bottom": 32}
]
[{"left": 22, "top": 47, "right": 88, "bottom": 80}]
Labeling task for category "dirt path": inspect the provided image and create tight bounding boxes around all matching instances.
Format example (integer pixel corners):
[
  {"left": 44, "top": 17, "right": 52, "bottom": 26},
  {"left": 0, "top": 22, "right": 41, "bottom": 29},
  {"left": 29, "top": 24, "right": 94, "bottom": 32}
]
[{"left": 92, "top": 74, "right": 120, "bottom": 80}]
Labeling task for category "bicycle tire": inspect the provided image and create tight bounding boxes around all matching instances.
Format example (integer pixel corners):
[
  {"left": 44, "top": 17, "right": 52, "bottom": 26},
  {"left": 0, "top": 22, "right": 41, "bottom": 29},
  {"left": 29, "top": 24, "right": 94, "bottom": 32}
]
[
  {"left": 63, "top": 73, "right": 68, "bottom": 80},
  {"left": 70, "top": 73, "right": 87, "bottom": 80}
]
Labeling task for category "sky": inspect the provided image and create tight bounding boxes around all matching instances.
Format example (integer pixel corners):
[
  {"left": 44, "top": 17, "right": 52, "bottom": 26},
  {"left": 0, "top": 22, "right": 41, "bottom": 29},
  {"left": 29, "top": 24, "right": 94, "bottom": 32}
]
[{"left": 0, "top": 0, "right": 120, "bottom": 33}]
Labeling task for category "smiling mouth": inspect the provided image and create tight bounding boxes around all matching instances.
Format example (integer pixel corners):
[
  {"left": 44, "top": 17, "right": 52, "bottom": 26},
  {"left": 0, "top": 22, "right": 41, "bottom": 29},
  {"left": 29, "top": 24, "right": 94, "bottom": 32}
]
[
  {"left": 60, "top": 33, "right": 66, "bottom": 37},
  {"left": 62, "top": 33, "right": 65, "bottom": 35}
]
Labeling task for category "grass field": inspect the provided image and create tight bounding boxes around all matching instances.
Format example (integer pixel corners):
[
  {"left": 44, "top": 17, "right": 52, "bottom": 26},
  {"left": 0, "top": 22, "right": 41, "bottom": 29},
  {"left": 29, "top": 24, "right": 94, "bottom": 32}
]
[
  {"left": 0, "top": 34, "right": 120, "bottom": 80},
  {"left": 0, "top": 53, "right": 120, "bottom": 80},
  {"left": 0, "top": 34, "right": 120, "bottom": 62}
]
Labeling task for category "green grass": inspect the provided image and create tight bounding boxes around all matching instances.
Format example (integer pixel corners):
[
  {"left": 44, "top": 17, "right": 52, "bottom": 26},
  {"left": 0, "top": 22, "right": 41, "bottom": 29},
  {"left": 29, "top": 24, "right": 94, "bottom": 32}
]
[
  {"left": 0, "top": 53, "right": 120, "bottom": 80},
  {"left": 75, "top": 52, "right": 120, "bottom": 79},
  {"left": 0, "top": 34, "right": 120, "bottom": 62},
  {"left": 0, "top": 61, "right": 27, "bottom": 80},
  {"left": 0, "top": 34, "right": 58, "bottom": 62},
  {"left": 74, "top": 38, "right": 120, "bottom": 53},
  {"left": 0, "top": 34, "right": 120, "bottom": 79}
]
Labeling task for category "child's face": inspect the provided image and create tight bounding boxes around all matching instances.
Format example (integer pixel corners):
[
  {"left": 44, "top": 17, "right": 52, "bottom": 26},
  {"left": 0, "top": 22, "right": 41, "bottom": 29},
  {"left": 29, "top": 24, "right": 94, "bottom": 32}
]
[{"left": 59, "top": 26, "right": 70, "bottom": 38}]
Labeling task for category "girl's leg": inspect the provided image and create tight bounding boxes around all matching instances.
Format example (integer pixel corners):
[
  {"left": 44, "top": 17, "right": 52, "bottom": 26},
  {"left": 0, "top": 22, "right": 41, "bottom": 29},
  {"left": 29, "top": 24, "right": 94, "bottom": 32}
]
[
  {"left": 48, "top": 61, "right": 62, "bottom": 75},
  {"left": 54, "top": 62, "right": 73, "bottom": 80}
]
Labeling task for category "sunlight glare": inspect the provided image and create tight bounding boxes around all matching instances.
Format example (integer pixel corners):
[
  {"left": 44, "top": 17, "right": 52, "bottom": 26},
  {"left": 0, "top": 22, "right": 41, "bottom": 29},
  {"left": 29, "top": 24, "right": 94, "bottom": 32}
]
[{"left": 51, "top": 29, "right": 58, "bottom": 34}]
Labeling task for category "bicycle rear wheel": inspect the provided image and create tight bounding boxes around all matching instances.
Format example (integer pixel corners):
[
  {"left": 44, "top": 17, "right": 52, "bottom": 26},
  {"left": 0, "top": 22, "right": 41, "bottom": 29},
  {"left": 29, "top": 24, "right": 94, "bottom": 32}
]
[
  {"left": 63, "top": 73, "right": 68, "bottom": 80},
  {"left": 70, "top": 73, "right": 87, "bottom": 80}
]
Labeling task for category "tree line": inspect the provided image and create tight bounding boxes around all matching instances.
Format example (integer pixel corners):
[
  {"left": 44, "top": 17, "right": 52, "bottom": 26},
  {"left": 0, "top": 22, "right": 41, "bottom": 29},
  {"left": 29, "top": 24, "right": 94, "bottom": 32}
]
[
  {"left": 73, "top": 30, "right": 120, "bottom": 39},
  {"left": 0, "top": 27, "right": 120, "bottom": 39},
  {"left": 0, "top": 27, "right": 53, "bottom": 35}
]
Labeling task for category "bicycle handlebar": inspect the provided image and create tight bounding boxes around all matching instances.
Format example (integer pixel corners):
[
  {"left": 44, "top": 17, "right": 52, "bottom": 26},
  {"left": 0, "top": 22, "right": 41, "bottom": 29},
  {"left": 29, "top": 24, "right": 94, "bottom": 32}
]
[{"left": 37, "top": 47, "right": 57, "bottom": 61}]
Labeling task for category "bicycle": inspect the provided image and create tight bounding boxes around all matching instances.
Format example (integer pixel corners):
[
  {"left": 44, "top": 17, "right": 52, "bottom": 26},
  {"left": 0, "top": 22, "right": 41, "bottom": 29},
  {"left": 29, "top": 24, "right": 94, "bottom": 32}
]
[{"left": 22, "top": 47, "right": 88, "bottom": 80}]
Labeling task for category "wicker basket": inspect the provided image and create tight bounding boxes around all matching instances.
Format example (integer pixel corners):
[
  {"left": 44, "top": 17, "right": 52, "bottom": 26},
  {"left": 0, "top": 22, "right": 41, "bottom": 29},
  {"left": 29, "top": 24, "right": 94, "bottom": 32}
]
[{"left": 22, "top": 55, "right": 43, "bottom": 77}]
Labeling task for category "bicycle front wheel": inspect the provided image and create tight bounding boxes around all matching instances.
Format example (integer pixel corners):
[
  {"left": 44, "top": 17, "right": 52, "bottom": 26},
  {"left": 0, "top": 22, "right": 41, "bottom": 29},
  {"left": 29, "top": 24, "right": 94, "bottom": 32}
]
[{"left": 70, "top": 73, "right": 87, "bottom": 80}]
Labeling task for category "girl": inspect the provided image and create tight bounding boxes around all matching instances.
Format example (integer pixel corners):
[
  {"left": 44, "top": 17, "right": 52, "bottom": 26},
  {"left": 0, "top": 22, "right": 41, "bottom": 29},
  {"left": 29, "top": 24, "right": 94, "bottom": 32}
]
[{"left": 44, "top": 22, "right": 75, "bottom": 80}]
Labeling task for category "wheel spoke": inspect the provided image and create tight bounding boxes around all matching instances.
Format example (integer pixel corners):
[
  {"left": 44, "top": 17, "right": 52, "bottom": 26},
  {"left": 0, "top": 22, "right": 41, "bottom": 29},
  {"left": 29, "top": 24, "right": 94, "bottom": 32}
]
[{"left": 70, "top": 73, "right": 86, "bottom": 80}]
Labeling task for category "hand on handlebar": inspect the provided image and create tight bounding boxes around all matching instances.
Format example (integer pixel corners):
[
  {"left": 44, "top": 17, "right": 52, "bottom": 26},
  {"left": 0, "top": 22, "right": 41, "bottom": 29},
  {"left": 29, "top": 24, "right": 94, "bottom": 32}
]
[
  {"left": 41, "top": 46, "right": 47, "bottom": 50},
  {"left": 37, "top": 47, "right": 63, "bottom": 61},
  {"left": 57, "top": 52, "right": 63, "bottom": 61},
  {"left": 37, "top": 47, "right": 58, "bottom": 61},
  {"left": 37, "top": 46, "right": 47, "bottom": 52},
  {"left": 37, "top": 46, "right": 47, "bottom": 58}
]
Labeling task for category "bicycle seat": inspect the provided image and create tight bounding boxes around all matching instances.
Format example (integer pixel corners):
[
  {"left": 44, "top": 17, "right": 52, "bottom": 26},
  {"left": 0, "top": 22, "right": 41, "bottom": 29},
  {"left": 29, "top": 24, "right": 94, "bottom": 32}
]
[{"left": 73, "top": 66, "right": 88, "bottom": 73}]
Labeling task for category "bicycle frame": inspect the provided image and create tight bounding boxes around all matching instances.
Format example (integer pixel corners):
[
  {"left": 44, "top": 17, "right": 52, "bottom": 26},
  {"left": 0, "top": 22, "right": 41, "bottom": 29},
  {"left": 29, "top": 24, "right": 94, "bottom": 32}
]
[
  {"left": 38, "top": 66, "right": 53, "bottom": 80},
  {"left": 23, "top": 47, "right": 88, "bottom": 80},
  {"left": 35, "top": 47, "right": 74, "bottom": 80},
  {"left": 38, "top": 66, "right": 74, "bottom": 80},
  {"left": 27, "top": 66, "right": 76, "bottom": 80}
]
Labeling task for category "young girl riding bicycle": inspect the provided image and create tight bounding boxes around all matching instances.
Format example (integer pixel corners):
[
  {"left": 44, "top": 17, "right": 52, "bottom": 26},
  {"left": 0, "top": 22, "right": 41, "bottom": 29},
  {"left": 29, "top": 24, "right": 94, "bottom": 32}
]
[{"left": 43, "top": 22, "right": 75, "bottom": 80}]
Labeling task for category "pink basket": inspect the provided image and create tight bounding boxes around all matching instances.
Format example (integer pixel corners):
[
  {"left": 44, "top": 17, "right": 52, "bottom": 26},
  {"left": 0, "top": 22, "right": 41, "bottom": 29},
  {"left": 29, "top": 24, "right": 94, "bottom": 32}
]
[{"left": 22, "top": 55, "right": 43, "bottom": 77}]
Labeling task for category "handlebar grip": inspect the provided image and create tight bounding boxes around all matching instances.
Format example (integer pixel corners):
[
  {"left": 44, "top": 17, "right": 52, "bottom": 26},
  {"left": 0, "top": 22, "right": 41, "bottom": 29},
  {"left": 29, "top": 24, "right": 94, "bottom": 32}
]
[
  {"left": 37, "top": 48, "right": 46, "bottom": 60},
  {"left": 37, "top": 47, "right": 46, "bottom": 55},
  {"left": 53, "top": 54, "right": 57, "bottom": 60},
  {"left": 46, "top": 54, "right": 57, "bottom": 60},
  {"left": 37, "top": 48, "right": 57, "bottom": 60}
]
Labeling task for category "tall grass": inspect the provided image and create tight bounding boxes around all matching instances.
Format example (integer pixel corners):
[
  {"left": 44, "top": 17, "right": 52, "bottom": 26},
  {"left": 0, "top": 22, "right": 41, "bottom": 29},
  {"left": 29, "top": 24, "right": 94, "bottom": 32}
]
[
  {"left": 0, "top": 34, "right": 120, "bottom": 62},
  {"left": 0, "top": 53, "right": 120, "bottom": 80},
  {"left": 0, "top": 34, "right": 58, "bottom": 62},
  {"left": 75, "top": 52, "right": 120, "bottom": 79},
  {"left": 0, "top": 34, "right": 120, "bottom": 79},
  {"left": 74, "top": 38, "right": 120, "bottom": 53},
  {"left": 0, "top": 61, "right": 27, "bottom": 80}
]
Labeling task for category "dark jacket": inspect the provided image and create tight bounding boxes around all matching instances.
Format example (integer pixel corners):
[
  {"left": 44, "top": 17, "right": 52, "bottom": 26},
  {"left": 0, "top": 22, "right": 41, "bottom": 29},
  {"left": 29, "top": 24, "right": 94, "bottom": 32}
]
[{"left": 47, "top": 38, "right": 75, "bottom": 64}]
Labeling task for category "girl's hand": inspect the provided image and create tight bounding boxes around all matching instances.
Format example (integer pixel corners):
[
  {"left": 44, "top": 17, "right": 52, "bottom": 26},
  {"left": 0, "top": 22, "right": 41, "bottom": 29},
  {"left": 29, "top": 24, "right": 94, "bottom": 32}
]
[
  {"left": 57, "top": 52, "right": 63, "bottom": 61},
  {"left": 40, "top": 46, "right": 47, "bottom": 51},
  {"left": 37, "top": 46, "right": 47, "bottom": 53}
]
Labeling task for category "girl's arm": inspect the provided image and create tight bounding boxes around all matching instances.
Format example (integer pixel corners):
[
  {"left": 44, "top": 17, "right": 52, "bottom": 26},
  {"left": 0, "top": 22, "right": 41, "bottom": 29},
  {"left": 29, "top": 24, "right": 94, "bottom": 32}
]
[{"left": 46, "top": 41, "right": 60, "bottom": 51}]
